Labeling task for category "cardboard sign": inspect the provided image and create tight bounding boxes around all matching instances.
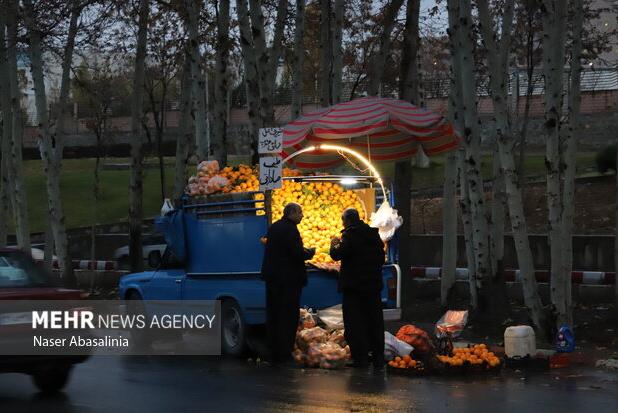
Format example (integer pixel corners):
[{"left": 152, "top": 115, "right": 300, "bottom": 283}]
[
  {"left": 258, "top": 128, "right": 283, "bottom": 154},
  {"left": 259, "top": 155, "right": 282, "bottom": 191}
]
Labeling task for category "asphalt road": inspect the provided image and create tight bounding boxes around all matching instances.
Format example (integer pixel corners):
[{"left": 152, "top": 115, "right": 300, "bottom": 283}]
[{"left": 0, "top": 356, "right": 617, "bottom": 412}]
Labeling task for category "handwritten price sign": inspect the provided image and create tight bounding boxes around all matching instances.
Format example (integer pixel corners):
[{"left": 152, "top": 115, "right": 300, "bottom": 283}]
[
  {"left": 258, "top": 128, "right": 283, "bottom": 154},
  {"left": 259, "top": 155, "right": 282, "bottom": 191}
]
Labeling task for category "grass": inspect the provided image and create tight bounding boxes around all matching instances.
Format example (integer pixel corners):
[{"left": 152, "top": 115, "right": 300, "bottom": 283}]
[{"left": 9, "top": 152, "right": 599, "bottom": 233}]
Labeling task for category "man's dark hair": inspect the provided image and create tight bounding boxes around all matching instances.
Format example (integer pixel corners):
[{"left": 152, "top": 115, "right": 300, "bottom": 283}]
[
  {"left": 342, "top": 208, "right": 360, "bottom": 223},
  {"left": 283, "top": 202, "right": 301, "bottom": 217}
]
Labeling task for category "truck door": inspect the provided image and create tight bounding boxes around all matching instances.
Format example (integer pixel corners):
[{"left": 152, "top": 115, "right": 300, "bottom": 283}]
[{"left": 147, "top": 269, "right": 185, "bottom": 300}]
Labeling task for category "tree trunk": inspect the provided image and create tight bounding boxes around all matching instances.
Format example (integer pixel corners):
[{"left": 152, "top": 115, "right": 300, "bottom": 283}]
[
  {"left": 400, "top": 0, "right": 421, "bottom": 103},
  {"left": 542, "top": 0, "right": 568, "bottom": 330},
  {"left": 498, "top": 134, "right": 549, "bottom": 337},
  {"left": 455, "top": 0, "right": 491, "bottom": 303},
  {"left": 476, "top": 0, "right": 548, "bottom": 336},
  {"left": 447, "top": 0, "right": 475, "bottom": 306},
  {"left": 291, "top": 0, "right": 306, "bottom": 119},
  {"left": 129, "top": 0, "right": 149, "bottom": 273},
  {"left": 185, "top": 0, "right": 208, "bottom": 160},
  {"left": 319, "top": 0, "right": 332, "bottom": 107},
  {"left": 441, "top": 153, "right": 458, "bottom": 307},
  {"left": 562, "top": 0, "right": 584, "bottom": 326},
  {"left": 212, "top": 0, "right": 230, "bottom": 167},
  {"left": 237, "top": 0, "right": 262, "bottom": 163},
  {"left": 44, "top": 221, "right": 54, "bottom": 272},
  {"left": 5, "top": 0, "right": 30, "bottom": 251},
  {"left": 331, "top": 0, "right": 344, "bottom": 104},
  {"left": 367, "top": 0, "right": 405, "bottom": 96},
  {"left": 0, "top": 13, "right": 12, "bottom": 248},
  {"left": 174, "top": 54, "right": 193, "bottom": 200},
  {"left": 458, "top": 150, "right": 478, "bottom": 307},
  {"left": 25, "top": 0, "right": 79, "bottom": 286}
]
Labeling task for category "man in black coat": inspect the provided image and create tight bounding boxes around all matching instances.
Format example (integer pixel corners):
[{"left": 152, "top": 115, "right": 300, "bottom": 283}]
[
  {"left": 330, "top": 208, "right": 385, "bottom": 369},
  {"left": 261, "top": 202, "right": 315, "bottom": 364}
]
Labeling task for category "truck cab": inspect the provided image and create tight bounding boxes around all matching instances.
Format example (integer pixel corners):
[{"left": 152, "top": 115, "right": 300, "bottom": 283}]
[{"left": 119, "top": 177, "right": 401, "bottom": 354}]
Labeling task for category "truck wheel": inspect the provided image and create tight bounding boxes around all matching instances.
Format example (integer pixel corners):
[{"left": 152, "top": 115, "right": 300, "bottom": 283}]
[
  {"left": 222, "top": 300, "right": 246, "bottom": 356},
  {"left": 32, "top": 365, "right": 72, "bottom": 393},
  {"left": 127, "top": 291, "right": 153, "bottom": 349}
]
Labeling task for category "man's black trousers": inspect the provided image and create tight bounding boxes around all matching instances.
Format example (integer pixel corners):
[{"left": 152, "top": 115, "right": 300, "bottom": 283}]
[
  {"left": 342, "top": 290, "right": 385, "bottom": 366},
  {"left": 266, "top": 281, "right": 302, "bottom": 362}
]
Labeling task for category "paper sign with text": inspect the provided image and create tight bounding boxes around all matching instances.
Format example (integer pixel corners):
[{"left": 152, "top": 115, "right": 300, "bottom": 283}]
[
  {"left": 258, "top": 128, "right": 283, "bottom": 154},
  {"left": 259, "top": 155, "right": 282, "bottom": 191}
]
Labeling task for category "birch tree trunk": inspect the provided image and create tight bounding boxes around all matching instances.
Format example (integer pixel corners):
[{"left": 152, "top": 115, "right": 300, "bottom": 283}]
[
  {"left": 173, "top": 54, "right": 193, "bottom": 200},
  {"left": 6, "top": 0, "right": 30, "bottom": 251},
  {"left": 0, "top": 14, "right": 12, "bottom": 248},
  {"left": 319, "top": 0, "right": 332, "bottom": 107},
  {"left": 291, "top": 0, "right": 306, "bottom": 119},
  {"left": 442, "top": 152, "right": 458, "bottom": 306},
  {"left": 185, "top": 0, "right": 208, "bottom": 160},
  {"left": 447, "top": 0, "right": 474, "bottom": 305},
  {"left": 237, "top": 0, "right": 263, "bottom": 163},
  {"left": 561, "top": 0, "right": 584, "bottom": 325},
  {"left": 477, "top": 0, "right": 548, "bottom": 336},
  {"left": 400, "top": 0, "right": 421, "bottom": 103},
  {"left": 331, "top": 0, "right": 344, "bottom": 104},
  {"left": 212, "top": 0, "right": 230, "bottom": 167},
  {"left": 458, "top": 151, "right": 478, "bottom": 307},
  {"left": 542, "top": 0, "right": 568, "bottom": 329},
  {"left": 367, "top": 0, "right": 405, "bottom": 97},
  {"left": 24, "top": 0, "right": 79, "bottom": 286},
  {"left": 443, "top": 0, "right": 461, "bottom": 307},
  {"left": 454, "top": 0, "right": 491, "bottom": 306},
  {"left": 129, "top": 0, "right": 149, "bottom": 273}
]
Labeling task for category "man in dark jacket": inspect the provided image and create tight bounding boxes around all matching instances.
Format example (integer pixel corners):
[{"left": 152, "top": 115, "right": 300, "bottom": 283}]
[
  {"left": 261, "top": 202, "right": 315, "bottom": 364},
  {"left": 330, "top": 208, "right": 385, "bottom": 369}
]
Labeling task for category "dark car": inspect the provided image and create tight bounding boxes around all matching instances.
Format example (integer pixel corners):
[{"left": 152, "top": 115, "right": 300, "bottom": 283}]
[{"left": 0, "top": 248, "right": 90, "bottom": 393}]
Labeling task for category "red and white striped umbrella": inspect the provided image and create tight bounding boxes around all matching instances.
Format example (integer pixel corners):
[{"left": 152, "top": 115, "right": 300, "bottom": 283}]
[{"left": 282, "top": 96, "right": 459, "bottom": 169}]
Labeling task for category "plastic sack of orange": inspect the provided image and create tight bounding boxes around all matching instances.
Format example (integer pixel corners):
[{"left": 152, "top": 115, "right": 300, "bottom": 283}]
[{"left": 435, "top": 310, "right": 469, "bottom": 338}]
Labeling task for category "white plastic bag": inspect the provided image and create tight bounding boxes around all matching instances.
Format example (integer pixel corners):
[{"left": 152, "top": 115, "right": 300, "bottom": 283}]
[
  {"left": 415, "top": 146, "right": 430, "bottom": 168},
  {"left": 384, "top": 331, "right": 414, "bottom": 360},
  {"left": 317, "top": 304, "right": 344, "bottom": 331},
  {"left": 161, "top": 198, "right": 174, "bottom": 216},
  {"left": 370, "top": 201, "right": 403, "bottom": 242}
]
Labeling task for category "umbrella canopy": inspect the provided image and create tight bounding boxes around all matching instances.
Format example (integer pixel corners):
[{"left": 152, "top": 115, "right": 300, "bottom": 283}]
[{"left": 282, "top": 96, "right": 459, "bottom": 169}]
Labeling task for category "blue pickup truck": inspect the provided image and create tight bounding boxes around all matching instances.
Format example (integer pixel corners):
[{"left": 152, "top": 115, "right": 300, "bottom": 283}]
[{"left": 119, "top": 178, "right": 401, "bottom": 354}]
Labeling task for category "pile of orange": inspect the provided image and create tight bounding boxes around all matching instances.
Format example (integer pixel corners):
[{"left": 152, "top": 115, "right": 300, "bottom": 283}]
[
  {"left": 271, "top": 179, "right": 365, "bottom": 263},
  {"left": 388, "top": 355, "right": 420, "bottom": 369},
  {"left": 188, "top": 164, "right": 367, "bottom": 264},
  {"left": 436, "top": 344, "right": 501, "bottom": 368}
]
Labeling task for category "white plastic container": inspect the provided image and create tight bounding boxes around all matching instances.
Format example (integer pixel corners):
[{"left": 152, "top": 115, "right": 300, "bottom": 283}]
[{"left": 504, "top": 325, "right": 536, "bottom": 358}]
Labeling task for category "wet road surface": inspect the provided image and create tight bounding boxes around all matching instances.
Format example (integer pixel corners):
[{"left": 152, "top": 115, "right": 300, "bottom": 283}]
[{"left": 0, "top": 356, "right": 617, "bottom": 412}]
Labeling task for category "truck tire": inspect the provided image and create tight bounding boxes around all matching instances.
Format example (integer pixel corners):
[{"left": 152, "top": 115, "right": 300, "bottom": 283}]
[
  {"left": 126, "top": 291, "right": 153, "bottom": 349},
  {"left": 32, "top": 365, "right": 72, "bottom": 393},
  {"left": 221, "top": 300, "right": 246, "bottom": 356}
]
